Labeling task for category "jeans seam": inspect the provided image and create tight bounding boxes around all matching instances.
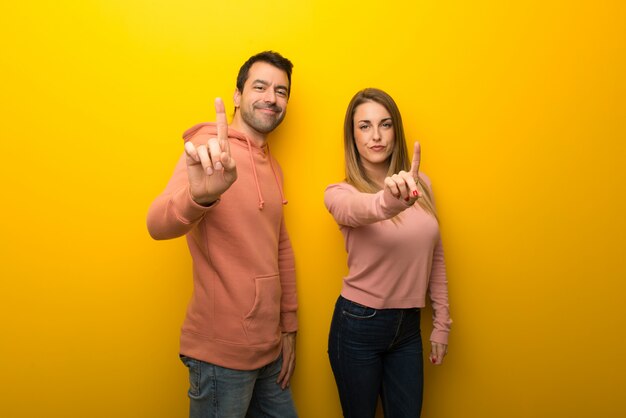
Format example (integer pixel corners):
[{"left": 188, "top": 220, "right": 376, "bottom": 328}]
[
  {"left": 210, "top": 366, "right": 218, "bottom": 414},
  {"left": 388, "top": 310, "right": 404, "bottom": 350},
  {"left": 189, "top": 357, "right": 201, "bottom": 398}
]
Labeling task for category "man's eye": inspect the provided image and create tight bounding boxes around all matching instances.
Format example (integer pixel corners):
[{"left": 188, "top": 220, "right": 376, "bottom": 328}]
[{"left": 276, "top": 90, "right": 287, "bottom": 97}]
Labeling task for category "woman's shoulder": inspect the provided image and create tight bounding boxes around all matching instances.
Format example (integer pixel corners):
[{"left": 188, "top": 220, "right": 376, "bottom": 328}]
[
  {"left": 324, "top": 181, "right": 357, "bottom": 193},
  {"left": 418, "top": 172, "right": 433, "bottom": 189}
]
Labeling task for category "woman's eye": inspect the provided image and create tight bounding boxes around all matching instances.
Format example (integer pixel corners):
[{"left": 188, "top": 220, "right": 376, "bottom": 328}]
[
  {"left": 359, "top": 125, "right": 369, "bottom": 130},
  {"left": 382, "top": 122, "right": 392, "bottom": 128}
]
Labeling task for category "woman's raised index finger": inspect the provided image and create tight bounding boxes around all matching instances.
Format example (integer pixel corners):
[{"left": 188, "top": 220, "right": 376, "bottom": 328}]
[{"left": 410, "top": 141, "right": 421, "bottom": 178}]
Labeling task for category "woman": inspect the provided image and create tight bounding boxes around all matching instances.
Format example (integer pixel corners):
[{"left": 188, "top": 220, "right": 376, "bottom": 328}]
[{"left": 325, "top": 88, "right": 451, "bottom": 418}]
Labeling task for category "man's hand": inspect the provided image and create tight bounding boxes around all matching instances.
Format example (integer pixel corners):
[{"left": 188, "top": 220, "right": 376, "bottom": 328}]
[
  {"left": 184, "top": 98, "right": 237, "bottom": 205},
  {"left": 277, "top": 332, "right": 296, "bottom": 389}
]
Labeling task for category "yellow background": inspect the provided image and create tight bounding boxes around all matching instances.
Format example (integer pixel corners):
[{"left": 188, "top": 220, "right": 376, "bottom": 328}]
[{"left": 1, "top": 1, "right": 625, "bottom": 417}]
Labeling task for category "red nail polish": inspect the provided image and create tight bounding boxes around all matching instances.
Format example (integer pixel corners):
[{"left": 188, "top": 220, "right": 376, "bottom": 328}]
[{"left": 412, "top": 190, "right": 418, "bottom": 197}]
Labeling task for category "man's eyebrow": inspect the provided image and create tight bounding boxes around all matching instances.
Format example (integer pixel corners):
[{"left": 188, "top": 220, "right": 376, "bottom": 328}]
[{"left": 252, "top": 79, "right": 288, "bottom": 91}]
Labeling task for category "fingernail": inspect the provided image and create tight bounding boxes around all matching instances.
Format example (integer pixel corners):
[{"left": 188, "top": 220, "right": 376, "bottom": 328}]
[
  {"left": 412, "top": 190, "right": 418, "bottom": 197},
  {"left": 206, "top": 167, "right": 213, "bottom": 175},
  {"left": 215, "top": 162, "right": 223, "bottom": 170}
]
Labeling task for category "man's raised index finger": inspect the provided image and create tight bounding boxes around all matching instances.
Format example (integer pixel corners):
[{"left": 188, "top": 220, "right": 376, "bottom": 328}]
[
  {"left": 214, "top": 97, "right": 228, "bottom": 147},
  {"left": 410, "top": 141, "right": 421, "bottom": 178}
]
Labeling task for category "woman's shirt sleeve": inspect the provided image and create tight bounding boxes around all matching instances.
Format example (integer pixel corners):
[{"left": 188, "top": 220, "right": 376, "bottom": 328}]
[
  {"left": 428, "top": 236, "right": 452, "bottom": 344},
  {"left": 324, "top": 182, "right": 410, "bottom": 228}
]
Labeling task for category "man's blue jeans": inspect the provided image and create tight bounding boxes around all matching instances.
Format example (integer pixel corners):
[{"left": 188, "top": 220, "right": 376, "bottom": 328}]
[
  {"left": 180, "top": 354, "right": 297, "bottom": 418},
  {"left": 328, "top": 295, "right": 424, "bottom": 418}
]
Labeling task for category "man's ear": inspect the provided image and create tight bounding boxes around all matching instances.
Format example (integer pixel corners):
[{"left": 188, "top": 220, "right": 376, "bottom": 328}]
[{"left": 233, "top": 88, "right": 241, "bottom": 108}]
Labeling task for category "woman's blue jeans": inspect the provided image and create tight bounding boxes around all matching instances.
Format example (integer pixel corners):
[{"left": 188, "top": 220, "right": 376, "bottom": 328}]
[
  {"left": 328, "top": 295, "right": 424, "bottom": 418},
  {"left": 180, "top": 354, "right": 297, "bottom": 418}
]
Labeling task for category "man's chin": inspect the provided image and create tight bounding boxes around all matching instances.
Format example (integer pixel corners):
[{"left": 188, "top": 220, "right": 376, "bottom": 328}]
[
  {"left": 242, "top": 111, "right": 286, "bottom": 134},
  {"left": 258, "top": 117, "right": 285, "bottom": 134}
]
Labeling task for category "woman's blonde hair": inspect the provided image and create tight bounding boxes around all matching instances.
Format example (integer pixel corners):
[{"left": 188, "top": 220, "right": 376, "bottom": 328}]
[{"left": 343, "top": 88, "right": 438, "bottom": 219}]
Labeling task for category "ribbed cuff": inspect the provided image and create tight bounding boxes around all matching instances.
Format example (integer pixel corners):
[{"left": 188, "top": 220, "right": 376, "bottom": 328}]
[
  {"left": 280, "top": 311, "right": 298, "bottom": 333},
  {"left": 380, "top": 188, "right": 411, "bottom": 217},
  {"left": 172, "top": 186, "right": 219, "bottom": 223},
  {"left": 430, "top": 329, "right": 449, "bottom": 345}
]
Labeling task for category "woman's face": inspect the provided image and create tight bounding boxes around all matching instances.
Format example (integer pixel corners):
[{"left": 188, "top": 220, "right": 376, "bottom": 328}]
[{"left": 353, "top": 100, "right": 395, "bottom": 169}]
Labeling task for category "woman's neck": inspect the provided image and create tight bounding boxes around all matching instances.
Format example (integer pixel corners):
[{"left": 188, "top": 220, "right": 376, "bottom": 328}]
[{"left": 361, "top": 160, "right": 389, "bottom": 189}]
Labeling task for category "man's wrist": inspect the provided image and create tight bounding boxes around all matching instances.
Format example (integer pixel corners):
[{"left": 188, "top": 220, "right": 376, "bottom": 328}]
[
  {"left": 190, "top": 191, "right": 221, "bottom": 207},
  {"left": 194, "top": 198, "right": 220, "bottom": 207}
]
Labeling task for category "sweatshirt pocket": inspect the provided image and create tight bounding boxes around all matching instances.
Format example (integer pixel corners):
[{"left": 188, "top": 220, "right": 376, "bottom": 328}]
[{"left": 243, "top": 274, "right": 281, "bottom": 344}]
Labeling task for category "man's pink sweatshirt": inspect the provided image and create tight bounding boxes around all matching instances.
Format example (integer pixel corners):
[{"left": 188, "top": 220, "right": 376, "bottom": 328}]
[
  {"left": 147, "top": 123, "right": 297, "bottom": 370},
  {"left": 324, "top": 179, "right": 451, "bottom": 344}
]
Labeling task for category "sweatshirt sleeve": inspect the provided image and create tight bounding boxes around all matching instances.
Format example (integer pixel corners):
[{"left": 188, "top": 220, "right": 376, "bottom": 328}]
[
  {"left": 146, "top": 153, "right": 217, "bottom": 240},
  {"left": 277, "top": 215, "right": 298, "bottom": 333},
  {"left": 428, "top": 234, "right": 452, "bottom": 345},
  {"left": 324, "top": 183, "right": 411, "bottom": 227}
]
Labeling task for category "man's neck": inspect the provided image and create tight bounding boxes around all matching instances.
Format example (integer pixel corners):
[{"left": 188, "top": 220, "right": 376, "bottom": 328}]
[{"left": 230, "top": 115, "right": 268, "bottom": 148}]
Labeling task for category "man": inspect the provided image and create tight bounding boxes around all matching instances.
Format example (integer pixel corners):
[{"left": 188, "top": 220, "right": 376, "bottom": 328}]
[{"left": 147, "top": 51, "right": 298, "bottom": 418}]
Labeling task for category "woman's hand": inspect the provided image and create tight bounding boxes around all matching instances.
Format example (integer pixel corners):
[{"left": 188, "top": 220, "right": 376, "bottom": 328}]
[
  {"left": 430, "top": 341, "right": 448, "bottom": 365},
  {"left": 383, "top": 142, "right": 422, "bottom": 204}
]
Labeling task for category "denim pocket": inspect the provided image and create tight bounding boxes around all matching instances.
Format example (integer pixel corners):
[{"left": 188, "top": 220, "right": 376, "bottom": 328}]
[
  {"left": 341, "top": 299, "right": 377, "bottom": 319},
  {"left": 180, "top": 355, "right": 201, "bottom": 398}
]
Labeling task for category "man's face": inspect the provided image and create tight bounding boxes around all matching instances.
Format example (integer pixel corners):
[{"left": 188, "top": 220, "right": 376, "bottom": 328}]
[{"left": 234, "top": 61, "right": 290, "bottom": 135}]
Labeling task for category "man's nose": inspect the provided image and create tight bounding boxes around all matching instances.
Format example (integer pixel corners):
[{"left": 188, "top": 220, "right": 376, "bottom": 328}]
[{"left": 263, "top": 89, "right": 277, "bottom": 103}]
